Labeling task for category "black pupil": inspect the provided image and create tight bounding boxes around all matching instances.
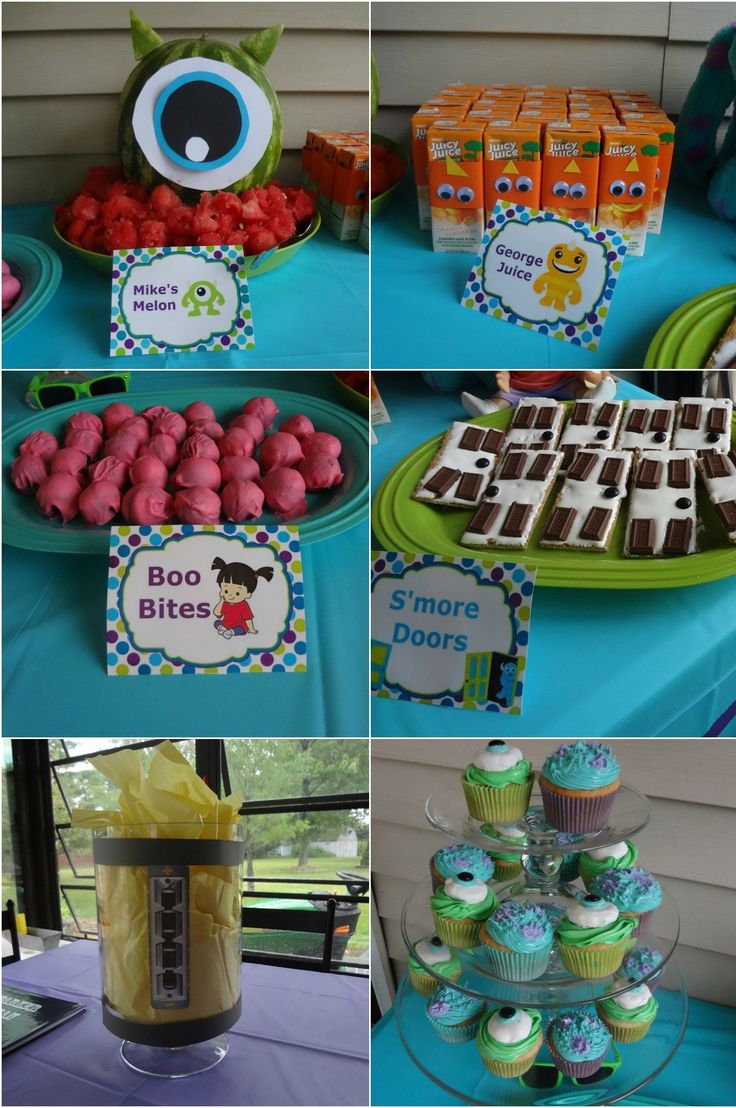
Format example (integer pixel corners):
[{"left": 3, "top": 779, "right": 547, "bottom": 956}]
[
  {"left": 161, "top": 80, "right": 243, "bottom": 163},
  {"left": 488, "top": 740, "right": 504, "bottom": 747},
  {"left": 458, "top": 871, "right": 473, "bottom": 881},
  {"left": 499, "top": 182, "right": 509, "bottom": 192},
  {"left": 499, "top": 1006, "right": 515, "bottom": 1019},
  {"left": 584, "top": 894, "right": 600, "bottom": 903},
  {"left": 431, "top": 937, "right": 442, "bottom": 946},
  {"left": 197, "top": 286, "right": 207, "bottom": 297}
]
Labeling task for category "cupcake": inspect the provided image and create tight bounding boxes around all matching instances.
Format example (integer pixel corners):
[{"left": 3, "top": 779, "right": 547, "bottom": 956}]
[
  {"left": 547, "top": 1008, "right": 611, "bottom": 1078},
  {"left": 430, "top": 872, "right": 497, "bottom": 949},
  {"left": 481, "top": 822, "right": 526, "bottom": 880},
  {"left": 425, "top": 985, "right": 486, "bottom": 1044},
  {"left": 462, "top": 741, "right": 534, "bottom": 822},
  {"left": 540, "top": 741, "right": 620, "bottom": 833},
  {"left": 481, "top": 900, "right": 554, "bottom": 981},
  {"left": 476, "top": 1005, "right": 543, "bottom": 1077},
  {"left": 560, "top": 853, "right": 580, "bottom": 883},
  {"left": 556, "top": 893, "right": 636, "bottom": 978},
  {"left": 580, "top": 840, "right": 638, "bottom": 891},
  {"left": 620, "top": 945, "right": 664, "bottom": 991},
  {"left": 407, "top": 936, "right": 462, "bottom": 996},
  {"left": 590, "top": 868, "right": 662, "bottom": 936},
  {"left": 597, "top": 982, "right": 659, "bottom": 1042},
  {"left": 430, "top": 843, "right": 494, "bottom": 893}
]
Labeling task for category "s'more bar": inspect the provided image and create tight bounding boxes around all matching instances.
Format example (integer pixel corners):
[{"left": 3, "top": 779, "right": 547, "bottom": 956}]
[
  {"left": 697, "top": 450, "right": 736, "bottom": 544},
  {"left": 616, "top": 401, "right": 676, "bottom": 450},
  {"left": 672, "top": 397, "right": 733, "bottom": 454},
  {"left": 558, "top": 399, "right": 624, "bottom": 470},
  {"left": 541, "top": 449, "right": 632, "bottom": 551},
  {"left": 413, "top": 421, "right": 506, "bottom": 507},
  {"left": 504, "top": 398, "right": 565, "bottom": 451},
  {"left": 624, "top": 450, "right": 698, "bottom": 557},
  {"left": 461, "top": 448, "right": 562, "bottom": 549}
]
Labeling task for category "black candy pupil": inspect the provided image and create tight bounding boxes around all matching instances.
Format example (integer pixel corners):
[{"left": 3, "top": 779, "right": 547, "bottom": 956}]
[
  {"left": 499, "top": 1006, "right": 515, "bottom": 1019},
  {"left": 584, "top": 894, "right": 601, "bottom": 903},
  {"left": 458, "top": 871, "right": 473, "bottom": 881},
  {"left": 431, "top": 936, "right": 442, "bottom": 946},
  {"left": 160, "top": 80, "right": 243, "bottom": 163},
  {"left": 488, "top": 741, "right": 504, "bottom": 747}
]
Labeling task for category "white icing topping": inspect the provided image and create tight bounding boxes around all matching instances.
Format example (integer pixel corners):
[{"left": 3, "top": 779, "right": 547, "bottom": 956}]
[
  {"left": 492, "top": 822, "right": 526, "bottom": 840},
  {"left": 416, "top": 938, "right": 452, "bottom": 965},
  {"left": 540, "top": 449, "right": 631, "bottom": 550},
  {"left": 710, "top": 337, "right": 736, "bottom": 369},
  {"left": 488, "top": 1008, "right": 532, "bottom": 1043},
  {"left": 615, "top": 401, "right": 676, "bottom": 450},
  {"left": 625, "top": 450, "right": 698, "bottom": 557},
  {"left": 559, "top": 400, "right": 624, "bottom": 462},
  {"left": 504, "top": 399, "right": 564, "bottom": 450},
  {"left": 474, "top": 743, "right": 523, "bottom": 771},
  {"left": 445, "top": 876, "right": 489, "bottom": 904},
  {"left": 415, "top": 421, "right": 502, "bottom": 507},
  {"left": 672, "top": 397, "right": 732, "bottom": 453},
  {"left": 461, "top": 449, "right": 562, "bottom": 549},
  {"left": 616, "top": 983, "right": 652, "bottom": 1009},
  {"left": 588, "top": 841, "right": 628, "bottom": 861},
  {"left": 696, "top": 453, "right": 736, "bottom": 537},
  {"left": 567, "top": 898, "right": 619, "bottom": 927}
]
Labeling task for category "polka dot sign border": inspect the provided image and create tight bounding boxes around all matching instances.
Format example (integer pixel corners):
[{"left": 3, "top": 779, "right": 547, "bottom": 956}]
[
  {"left": 460, "top": 201, "right": 629, "bottom": 352},
  {"left": 110, "top": 245, "right": 255, "bottom": 356},
  {"left": 106, "top": 524, "right": 306, "bottom": 677},
  {"left": 370, "top": 550, "right": 536, "bottom": 716}
]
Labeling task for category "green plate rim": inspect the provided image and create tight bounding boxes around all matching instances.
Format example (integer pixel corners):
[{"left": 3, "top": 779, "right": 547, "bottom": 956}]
[
  {"left": 2, "top": 232, "right": 63, "bottom": 342},
  {"left": 643, "top": 283, "right": 736, "bottom": 369}
]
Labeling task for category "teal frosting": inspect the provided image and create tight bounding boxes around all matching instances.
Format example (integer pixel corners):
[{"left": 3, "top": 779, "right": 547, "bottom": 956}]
[
  {"left": 485, "top": 900, "right": 554, "bottom": 953},
  {"left": 433, "top": 844, "right": 494, "bottom": 882},
  {"left": 591, "top": 868, "right": 663, "bottom": 912},
  {"left": 542, "top": 741, "right": 620, "bottom": 791},
  {"left": 426, "top": 985, "right": 485, "bottom": 1026},
  {"left": 622, "top": 946, "right": 663, "bottom": 980},
  {"left": 549, "top": 1008, "right": 611, "bottom": 1060}
]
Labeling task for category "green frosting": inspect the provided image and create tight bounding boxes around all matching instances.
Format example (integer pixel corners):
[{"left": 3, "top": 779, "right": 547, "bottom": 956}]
[
  {"left": 557, "top": 915, "right": 636, "bottom": 948},
  {"left": 490, "top": 851, "right": 522, "bottom": 865},
  {"left": 430, "top": 884, "right": 497, "bottom": 920},
  {"left": 599, "top": 994, "right": 658, "bottom": 1023},
  {"left": 464, "top": 760, "right": 532, "bottom": 789},
  {"left": 408, "top": 952, "right": 461, "bottom": 978},
  {"left": 478, "top": 1008, "right": 542, "bottom": 1061},
  {"left": 580, "top": 842, "right": 638, "bottom": 879}
]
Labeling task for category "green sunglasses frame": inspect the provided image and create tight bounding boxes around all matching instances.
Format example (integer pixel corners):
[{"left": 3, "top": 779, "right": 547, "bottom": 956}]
[
  {"left": 517, "top": 1043, "right": 623, "bottom": 1090},
  {"left": 26, "top": 371, "right": 131, "bottom": 409}
]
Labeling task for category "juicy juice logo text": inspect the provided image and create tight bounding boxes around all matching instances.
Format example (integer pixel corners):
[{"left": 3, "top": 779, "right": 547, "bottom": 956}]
[{"left": 430, "top": 139, "right": 462, "bottom": 159}]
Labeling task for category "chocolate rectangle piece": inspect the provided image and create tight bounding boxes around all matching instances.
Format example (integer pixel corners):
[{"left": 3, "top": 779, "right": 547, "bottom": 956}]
[
  {"left": 535, "top": 405, "right": 555, "bottom": 429},
  {"left": 715, "top": 499, "right": 736, "bottom": 533},
  {"left": 458, "top": 426, "right": 486, "bottom": 451},
  {"left": 636, "top": 458, "right": 663, "bottom": 488},
  {"left": 627, "top": 407, "right": 649, "bottom": 433},
  {"left": 481, "top": 428, "right": 505, "bottom": 454},
  {"left": 543, "top": 505, "right": 577, "bottom": 541},
  {"left": 466, "top": 502, "right": 500, "bottom": 534},
  {"left": 567, "top": 451, "right": 597, "bottom": 481},
  {"left": 596, "top": 402, "right": 618, "bottom": 427},
  {"left": 707, "top": 406, "right": 727, "bottom": 434},
  {"left": 629, "top": 517, "right": 655, "bottom": 555},
  {"left": 561, "top": 444, "right": 578, "bottom": 468},
  {"left": 663, "top": 517, "right": 693, "bottom": 556},
  {"left": 650, "top": 408, "right": 672, "bottom": 432},
  {"left": 512, "top": 404, "right": 535, "bottom": 429},
  {"left": 527, "top": 453, "right": 555, "bottom": 480},
  {"left": 570, "top": 401, "right": 592, "bottom": 425},
  {"left": 701, "top": 452, "right": 730, "bottom": 479},
  {"left": 728, "top": 450, "right": 736, "bottom": 469},
  {"left": 680, "top": 403, "right": 701, "bottom": 430},
  {"left": 499, "top": 451, "right": 527, "bottom": 479},
  {"left": 580, "top": 506, "right": 613, "bottom": 541},
  {"left": 667, "top": 457, "right": 691, "bottom": 487},
  {"left": 424, "top": 466, "right": 460, "bottom": 496},
  {"left": 500, "top": 502, "right": 532, "bottom": 538},
  {"left": 599, "top": 456, "right": 624, "bottom": 486},
  {"left": 455, "top": 473, "right": 483, "bottom": 501}
]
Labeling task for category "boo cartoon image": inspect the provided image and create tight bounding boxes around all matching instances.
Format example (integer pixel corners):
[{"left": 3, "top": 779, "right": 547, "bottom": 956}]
[{"left": 212, "top": 556, "right": 273, "bottom": 638}]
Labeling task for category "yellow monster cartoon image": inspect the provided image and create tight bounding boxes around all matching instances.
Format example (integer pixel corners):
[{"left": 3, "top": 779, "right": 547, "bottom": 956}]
[{"left": 533, "top": 242, "right": 588, "bottom": 312}]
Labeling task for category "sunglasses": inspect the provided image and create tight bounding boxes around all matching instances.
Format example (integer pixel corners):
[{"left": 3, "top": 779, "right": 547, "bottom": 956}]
[
  {"left": 26, "top": 372, "right": 131, "bottom": 410},
  {"left": 518, "top": 1044, "right": 622, "bottom": 1089}
]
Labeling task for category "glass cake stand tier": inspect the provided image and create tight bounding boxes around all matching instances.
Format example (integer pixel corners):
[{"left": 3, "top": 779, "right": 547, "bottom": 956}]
[
  {"left": 425, "top": 778, "right": 651, "bottom": 856},
  {"left": 395, "top": 960, "right": 688, "bottom": 1107},
  {"left": 402, "top": 875, "right": 679, "bottom": 1006}
]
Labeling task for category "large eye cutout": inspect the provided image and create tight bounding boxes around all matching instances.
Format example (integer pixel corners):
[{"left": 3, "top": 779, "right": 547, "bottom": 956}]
[
  {"left": 516, "top": 176, "right": 533, "bottom": 193},
  {"left": 132, "top": 57, "right": 274, "bottom": 191},
  {"left": 551, "top": 180, "right": 569, "bottom": 198},
  {"left": 569, "top": 182, "right": 587, "bottom": 199},
  {"left": 436, "top": 183, "right": 455, "bottom": 200}
]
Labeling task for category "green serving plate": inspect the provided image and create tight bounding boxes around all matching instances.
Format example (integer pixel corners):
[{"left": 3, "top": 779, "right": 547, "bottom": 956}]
[
  {"left": 2, "top": 233, "right": 62, "bottom": 342},
  {"left": 372, "top": 403, "right": 736, "bottom": 590},
  {"left": 332, "top": 372, "right": 370, "bottom": 417},
  {"left": 3, "top": 385, "right": 368, "bottom": 554},
  {"left": 371, "top": 132, "right": 408, "bottom": 220},
  {"left": 51, "top": 211, "right": 321, "bottom": 278},
  {"left": 644, "top": 283, "right": 736, "bottom": 369}
]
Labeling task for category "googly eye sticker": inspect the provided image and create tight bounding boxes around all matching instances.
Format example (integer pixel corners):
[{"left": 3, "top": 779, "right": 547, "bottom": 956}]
[
  {"left": 551, "top": 181, "right": 569, "bottom": 198},
  {"left": 494, "top": 176, "right": 512, "bottom": 194},
  {"left": 628, "top": 180, "right": 646, "bottom": 198},
  {"left": 132, "top": 57, "right": 274, "bottom": 190},
  {"left": 516, "top": 176, "right": 533, "bottom": 194},
  {"left": 569, "top": 182, "right": 587, "bottom": 200},
  {"left": 436, "top": 183, "right": 455, "bottom": 200},
  {"left": 457, "top": 186, "right": 474, "bottom": 204},
  {"left": 609, "top": 179, "right": 626, "bottom": 197}
]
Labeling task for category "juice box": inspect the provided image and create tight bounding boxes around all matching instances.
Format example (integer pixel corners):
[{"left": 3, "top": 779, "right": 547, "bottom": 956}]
[
  {"left": 468, "top": 108, "right": 518, "bottom": 121},
  {"left": 484, "top": 120, "right": 543, "bottom": 217},
  {"left": 440, "top": 83, "right": 486, "bottom": 97},
  {"left": 328, "top": 144, "right": 369, "bottom": 240},
  {"left": 518, "top": 108, "right": 568, "bottom": 122},
  {"left": 317, "top": 138, "right": 346, "bottom": 216},
  {"left": 596, "top": 125, "right": 659, "bottom": 255},
  {"left": 527, "top": 85, "right": 569, "bottom": 95},
  {"left": 423, "top": 96, "right": 475, "bottom": 113},
  {"left": 427, "top": 119, "right": 486, "bottom": 253},
  {"left": 633, "top": 118, "right": 675, "bottom": 234},
  {"left": 569, "top": 110, "right": 618, "bottom": 122},
  {"left": 308, "top": 131, "right": 350, "bottom": 192},
  {"left": 412, "top": 110, "right": 465, "bottom": 229},
  {"left": 541, "top": 124, "right": 601, "bottom": 223}
]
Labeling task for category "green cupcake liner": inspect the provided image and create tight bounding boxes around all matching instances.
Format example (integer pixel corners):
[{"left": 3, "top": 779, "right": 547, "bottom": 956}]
[
  {"left": 408, "top": 966, "right": 459, "bottom": 996},
  {"left": 596, "top": 1010, "right": 655, "bottom": 1043},
  {"left": 492, "top": 858, "right": 523, "bottom": 881},
  {"left": 462, "top": 774, "right": 534, "bottom": 822},
  {"left": 433, "top": 913, "right": 482, "bottom": 949},
  {"left": 558, "top": 938, "right": 628, "bottom": 979},
  {"left": 477, "top": 1033, "right": 543, "bottom": 1077},
  {"left": 429, "top": 1017, "right": 483, "bottom": 1043}
]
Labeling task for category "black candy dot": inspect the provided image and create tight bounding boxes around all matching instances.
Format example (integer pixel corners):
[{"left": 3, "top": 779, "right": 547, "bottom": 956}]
[
  {"left": 431, "top": 936, "right": 442, "bottom": 947},
  {"left": 488, "top": 740, "right": 505, "bottom": 747},
  {"left": 485, "top": 485, "right": 499, "bottom": 499},
  {"left": 499, "top": 1006, "right": 516, "bottom": 1020},
  {"left": 676, "top": 497, "right": 692, "bottom": 509},
  {"left": 458, "top": 871, "right": 474, "bottom": 882},
  {"left": 476, "top": 458, "right": 490, "bottom": 468},
  {"left": 584, "top": 894, "right": 602, "bottom": 903},
  {"left": 707, "top": 432, "right": 719, "bottom": 443},
  {"left": 541, "top": 431, "right": 554, "bottom": 441},
  {"left": 596, "top": 429, "right": 610, "bottom": 440},
  {"left": 603, "top": 487, "right": 620, "bottom": 499},
  {"left": 653, "top": 432, "right": 667, "bottom": 443}
]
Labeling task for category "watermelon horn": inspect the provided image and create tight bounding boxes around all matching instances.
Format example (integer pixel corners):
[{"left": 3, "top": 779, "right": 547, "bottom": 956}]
[
  {"left": 239, "top": 25, "right": 284, "bottom": 66},
  {"left": 129, "top": 9, "right": 162, "bottom": 60}
]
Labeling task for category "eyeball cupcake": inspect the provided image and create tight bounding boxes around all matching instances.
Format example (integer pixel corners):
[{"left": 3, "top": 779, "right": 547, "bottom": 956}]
[
  {"left": 590, "top": 867, "right": 662, "bottom": 936},
  {"left": 425, "top": 985, "right": 486, "bottom": 1044},
  {"left": 407, "top": 936, "right": 462, "bottom": 996},
  {"left": 580, "top": 840, "right": 638, "bottom": 891},
  {"left": 430, "top": 844, "right": 494, "bottom": 893},
  {"left": 462, "top": 741, "right": 534, "bottom": 822},
  {"left": 476, "top": 1005, "right": 543, "bottom": 1077},
  {"left": 481, "top": 822, "right": 526, "bottom": 881},
  {"left": 540, "top": 741, "right": 620, "bottom": 833},
  {"left": 556, "top": 893, "right": 636, "bottom": 978},
  {"left": 430, "top": 872, "right": 497, "bottom": 949},
  {"left": 547, "top": 1008, "right": 611, "bottom": 1079},
  {"left": 597, "top": 982, "right": 659, "bottom": 1042},
  {"left": 620, "top": 945, "right": 664, "bottom": 992},
  {"left": 481, "top": 900, "right": 554, "bottom": 981}
]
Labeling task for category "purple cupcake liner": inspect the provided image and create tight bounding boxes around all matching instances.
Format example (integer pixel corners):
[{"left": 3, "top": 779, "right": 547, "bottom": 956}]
[
  {"left": 548, "top": 1036, "right": 607, "bottom": 1079},
  {"left": 484, "top": 943, "right": 552, "bottom": 982},
  {"left": 540, "top": 783, "right": 617, "bottom": 834}
]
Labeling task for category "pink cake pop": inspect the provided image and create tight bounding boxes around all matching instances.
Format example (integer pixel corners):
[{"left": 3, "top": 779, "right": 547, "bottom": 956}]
[
  {"left": 298, "top": 452, "right": 343, "bottom": 490},
  {"left": 67, "top": 411, "right": 103, "bottom": 435},
  {"left": 229, "top": 413, "right": 265, "bottom": 443},
  {"left": 102, "top": 401, "right": 136, "bottom": 436},
  {"left": 50, "top": 447, "right": 88, "bottom": 480},
  {"left": 221, "top": 479, "right": 264, "bottom": 522},
  {"left": 79, "top": 479, "right": 121, "bottom": 526},
  {"left": 151, "top": 410, "right": 187, "bottom": 443},
  {"left": 129, "top": 455, "right": 169, "bottom": 488},
  {"left": 2, "top": 261, "right": 21, "bottom": 309},
  {"left": 138, "top": 433, "right": 179, "bottom": 470},
  {"left": 280, "top": 414, "right": 315, "bottom": 441},
  {"left": 173, "top": 457, "right": 221, "bottom": 491},
  {"left": 19, "top": 430, "right": 59, "bottom": 463},
  {"left": 140, "top": 404, "right": 172, "bottom": 424},
  {"left": 88, "top": 456, "right": 129, "bottom": 489},
  {"left": 122, "top": 483, "right": 175, "bottom": 525},
  {"left": 301, "top": 431, "right": 341, "bottom": 458},
  {"left": 65, "top": 428, "right": 103, "bottom": 460},
  {"left": 219, "top": 428, "right": 255, "bottom": 458},
  {"left": 36, "top": 473, "right": 81, "bottom": 523},
  {"left": 220, "top": 455, "right": 260, "bottom": 485},
  {"left": 259, "top": 431, "right": 303, "bottom": 473},
  {"left": 188, "top": 418, "right": 224, "bottom": 440},
  {"left": 174, "top": 486, "right": 222, "bottom": 524},
  {"left": 180, "top": 433, "right": 220, "bottom": 462},
  {"left": 262, "top": 468, "right": 307, "bottom": 520},
  {"left": 243, "top": 396, "right": 278, "bottom": 429},
  {"left": 183, "top": 400, "right": 216, "bottom": 423},
  {"left": 12, "top": 454, "right": 47, "bottom": 494},
  {"left": 104, "top": 430, "right": 139, "bottom": 466},
  {"left": 118, "top": 415, "right": 150, "bottom": 446}
]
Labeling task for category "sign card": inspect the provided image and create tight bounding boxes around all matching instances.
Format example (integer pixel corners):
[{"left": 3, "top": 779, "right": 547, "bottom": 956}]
[
  {"left": 371, "top": 551, "right": 536, "bottom": 714},
  {"left": 461, "top": 201, "right": 629, "bottom": 350},
  {"left": 107, "top": 525, "right": 306, "bottom": 675},
  {"left": 111, "top": 245, "right": 255, "bottom": 355}
]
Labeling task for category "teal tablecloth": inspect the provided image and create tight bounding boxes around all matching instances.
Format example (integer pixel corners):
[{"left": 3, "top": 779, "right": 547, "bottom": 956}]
[
  {"left": 370, "top": 373, "right": 736, "bottom": 738},
  {"left": 2, "top": 370, "right": 368, "bottom": 738},
  {"left": 2, "top": 204, "right": 368, "bottom": 369},
  {"left": 371, "top": 180, "right": 736, "bottom": 369}
]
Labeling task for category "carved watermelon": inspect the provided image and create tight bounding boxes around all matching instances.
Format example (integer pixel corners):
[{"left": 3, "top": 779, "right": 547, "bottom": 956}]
[
  {"left": 371, "top": 54, "right": 380, "bottom": 124},
  {"left": 118, "top": 10, "right": 283, "bottom": 201}
]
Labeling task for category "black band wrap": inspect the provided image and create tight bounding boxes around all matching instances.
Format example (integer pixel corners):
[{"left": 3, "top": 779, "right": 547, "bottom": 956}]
[
  {"left": 102, "top": 995, "right": 242, "bottom": 1047},
  {"left": 93, "top": 837, "right": 244, "bottom": 867}
]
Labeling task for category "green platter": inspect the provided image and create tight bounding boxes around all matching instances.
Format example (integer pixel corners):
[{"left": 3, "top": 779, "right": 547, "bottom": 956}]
[
  {"left": 3, "top": 385, "right": 368, "bottom": 554},
  {"left": 644, "top": 283, "right": 736, "bottom": 369},
  {"left": 372, "top": 403, "right": 736, "bottom": 590}
]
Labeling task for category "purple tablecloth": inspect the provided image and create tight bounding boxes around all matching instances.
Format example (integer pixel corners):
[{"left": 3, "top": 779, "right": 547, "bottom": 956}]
[{"left": 2, "top": 941, "right": 368, "bottom": 1106}]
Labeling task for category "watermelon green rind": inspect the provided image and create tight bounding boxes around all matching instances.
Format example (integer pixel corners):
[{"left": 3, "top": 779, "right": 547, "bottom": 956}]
[{"left": 371, "top": 54, "right": 380, "bottom": 123}]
